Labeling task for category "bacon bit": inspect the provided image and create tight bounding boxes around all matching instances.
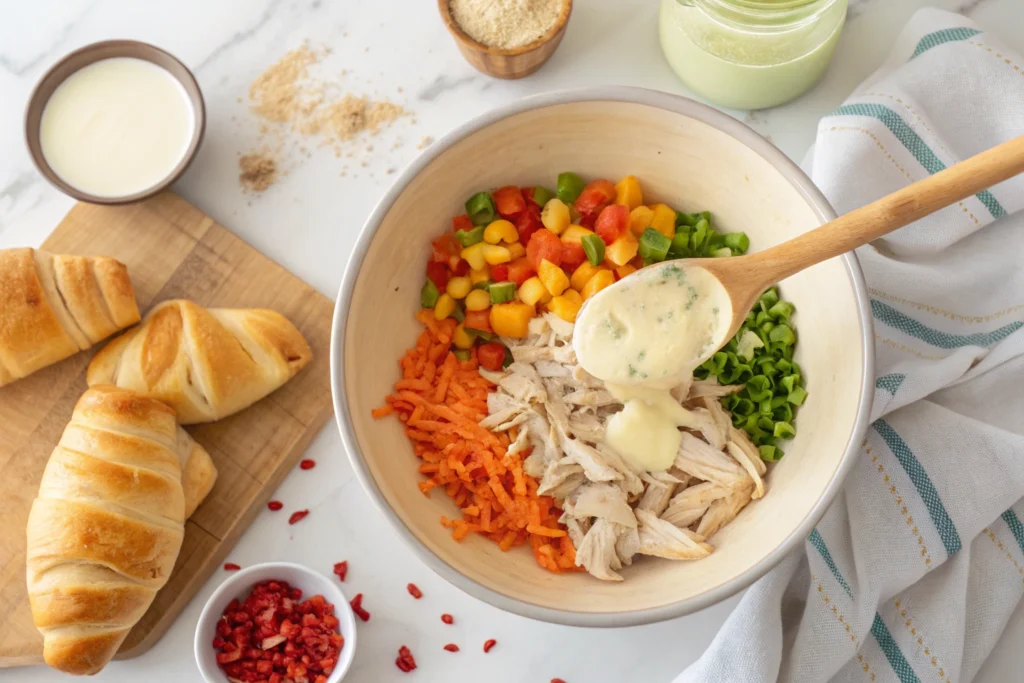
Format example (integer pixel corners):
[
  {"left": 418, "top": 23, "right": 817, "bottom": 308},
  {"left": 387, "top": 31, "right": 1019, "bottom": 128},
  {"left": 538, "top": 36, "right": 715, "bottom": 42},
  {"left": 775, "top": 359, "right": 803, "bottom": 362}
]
[
  {"left": 288, "top": 509, "right": 309, "bottom": 525},
  {"left": 483, "top": 639, "right": 497, "bottom": 653},
  {"left": 395, "top": 645, "right": 417, "bottom": 672},
  {"left": 300, "top": 459, "right": 316, "bottom": 470},
  {"left": 223, "top": 563, "right": 241, "bottom": 571},
  {"left": 267, "top": 500, "right": 284, "bottom": 511},
  {"left": 441, "top": 613, "right": 454, "bottom": 625},
  {"left": 406, "top": 583, "right": 423, "bottom": 599},
  {"left": 443, "top": 643, "right": 460, "bottom": 652},
  {"left": 333, "top": 561, "right": 348, "bottom": 582},
  {"left": 350, "top": 593, "right": 370, "bottom": 622}
]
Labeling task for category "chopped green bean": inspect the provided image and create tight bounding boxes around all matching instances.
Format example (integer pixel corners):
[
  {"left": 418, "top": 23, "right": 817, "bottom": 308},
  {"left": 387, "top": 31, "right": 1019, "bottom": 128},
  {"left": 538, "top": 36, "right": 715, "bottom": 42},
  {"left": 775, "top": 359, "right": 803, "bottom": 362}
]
[
  {"left": 488, "top": 281, "right": 516, "bottom": 304},
  {"left": 723, "top": 232, "right": 750, "bottom": 254},
  {"left": 711, "top": 247, "right": 733, "bottom": 258}
]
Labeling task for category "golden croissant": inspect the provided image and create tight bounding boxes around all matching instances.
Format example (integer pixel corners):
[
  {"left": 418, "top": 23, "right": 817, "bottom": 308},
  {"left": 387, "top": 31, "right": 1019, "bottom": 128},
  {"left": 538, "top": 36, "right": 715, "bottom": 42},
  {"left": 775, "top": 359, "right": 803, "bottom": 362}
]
[
  {"left": 86, "top": 299, "right": 312, "bottom": 423},
  {"left": 0, "top": 248, "right": 140, "bottom": 386},
  {"left": 26, "top": 386, "right": 186, "bottom": 675}
]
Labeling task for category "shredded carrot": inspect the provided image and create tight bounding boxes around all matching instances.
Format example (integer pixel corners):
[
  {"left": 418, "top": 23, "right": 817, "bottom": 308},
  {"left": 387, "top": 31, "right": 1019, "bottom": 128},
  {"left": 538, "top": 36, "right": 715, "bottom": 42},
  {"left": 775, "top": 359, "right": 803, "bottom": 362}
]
[{"left": 375, "top": 310, "right": 578, "bottom": 573}]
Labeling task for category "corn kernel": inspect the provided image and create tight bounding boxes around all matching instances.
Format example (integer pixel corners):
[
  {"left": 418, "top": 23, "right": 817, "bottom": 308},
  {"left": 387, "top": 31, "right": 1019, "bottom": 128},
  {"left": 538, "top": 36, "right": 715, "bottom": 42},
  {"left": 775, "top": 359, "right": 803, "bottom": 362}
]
[
  {"left": 433, "top": 293, "right": 457, "bottom": 320},
  {"left": 469, "top": 267, "right": 491, "bottom": 285},
  {"left": 541, "top": 198, "right": 571, "bottom": 235},
  {"left": 650, "top": 204, "right": 677, "bottom": 239},
  {"left": 549, "top": 289, "right": 583, "bottom": 323},
  {"left": 581, "top": 270, "right": 615, "bottom": 300},
  {"left": 560, "top": 225, "right": 595, "bottom": 245},
  {"left": 482, "top": 244, "right": 512, "bottom": 265},
  {"left": 614, "top": 176, "right": 643, "bottom": 210},
  {"left": 605, "top": 233, "right": 639, "bottom": 267},
  {"left": 570, "top": 262, "right": 605, "bottom": 291},
  {"left": 453, "top": 323, "right": 475, "bottom": 349},
  {"left": 629, "top": 206, "right": 655, "bottom": 236},
  {"left": 506, "top": 241, "right": 526, "bottom": 260},
  {"left": 615, "top": 264, "right": 638, "bottom": 280},
  {"left": 483, "top": 219, "right": 518, "bottom": 244},
  {"left": 518, "top": 276, "right": 551, "bottom": 306},
  {"left": 446, "top": 276, "right": 472, "bottom": 299},
  {"left": 461, "top": 243, "right": 487, "bottom": 270},
  {"left": 538, "top": 258, "right": 570, "bottom": 296},
  {"left": 464, "top": 289, "right": 491, "bottom": 311}
]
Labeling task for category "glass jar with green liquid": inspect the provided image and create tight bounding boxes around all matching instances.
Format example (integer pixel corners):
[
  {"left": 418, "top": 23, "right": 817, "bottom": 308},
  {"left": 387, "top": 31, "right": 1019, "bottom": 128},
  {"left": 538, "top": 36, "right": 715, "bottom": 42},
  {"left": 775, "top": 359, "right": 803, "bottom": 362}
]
[{"left": 659, "top": 0, "right": 848, "bottom": 110}]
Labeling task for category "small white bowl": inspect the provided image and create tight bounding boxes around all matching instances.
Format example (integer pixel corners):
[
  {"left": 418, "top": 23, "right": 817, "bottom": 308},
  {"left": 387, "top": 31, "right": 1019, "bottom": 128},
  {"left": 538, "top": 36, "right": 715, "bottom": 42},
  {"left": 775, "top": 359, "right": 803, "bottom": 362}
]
[{"left": 194, "top": 562, "right": 357, "bottom": 683}]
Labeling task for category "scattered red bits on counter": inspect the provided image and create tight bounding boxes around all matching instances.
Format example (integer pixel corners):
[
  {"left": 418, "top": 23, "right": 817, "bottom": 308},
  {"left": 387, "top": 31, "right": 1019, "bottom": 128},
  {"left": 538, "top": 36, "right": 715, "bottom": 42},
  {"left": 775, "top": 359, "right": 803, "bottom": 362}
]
[
  {"left": 395, "top": 645, "right": 417, "bottom": 672},
  {"left": 332, "top": 561, "right": 348, "bottom": 582},
  {"left": 406, "top": 583, "right": 422, "bottom": 599},
  {"left": 440, "top": 613, "right": 454, "bottom": 625},
  {"left": 483, "top": 639, "right": 497, "bottom": 653},
  {"left": 212, "top": 579, "right": 343, "bottom": 683},
  {"left": 443, "top": 643, "right": 460, "bottom": 652},
  {"left": 223, "top": 563, "right": 241, "bottom": 571},
  {"left": 551, "top": 679, "right": 567, "bottom": 683},
  {"left": 267, "top": 500, "right": 283, "bottom": 511},
  {"left": 288, "top": 509, "right": 309, "bottom": 525},
  {"left": 299, "top": 459, "right": 316, "bottom": 470},
  {"left": 350, "top": 593, "right": 370, "bottom": 622}
]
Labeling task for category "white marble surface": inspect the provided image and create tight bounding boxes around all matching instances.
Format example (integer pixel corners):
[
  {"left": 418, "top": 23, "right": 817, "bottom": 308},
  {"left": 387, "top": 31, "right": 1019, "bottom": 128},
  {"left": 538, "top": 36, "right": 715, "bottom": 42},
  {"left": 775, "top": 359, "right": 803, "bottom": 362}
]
[{"left": 2, "top": 1, "right": 1024, "bottom": 681}]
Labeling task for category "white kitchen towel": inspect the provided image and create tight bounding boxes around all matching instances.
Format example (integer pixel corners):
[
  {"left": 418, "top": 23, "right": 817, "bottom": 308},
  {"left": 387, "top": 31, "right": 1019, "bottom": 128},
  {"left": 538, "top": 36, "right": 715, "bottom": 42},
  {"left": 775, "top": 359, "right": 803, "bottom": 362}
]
[{"left": 678, "top": 9, "right": 1024, "bottom": 683}]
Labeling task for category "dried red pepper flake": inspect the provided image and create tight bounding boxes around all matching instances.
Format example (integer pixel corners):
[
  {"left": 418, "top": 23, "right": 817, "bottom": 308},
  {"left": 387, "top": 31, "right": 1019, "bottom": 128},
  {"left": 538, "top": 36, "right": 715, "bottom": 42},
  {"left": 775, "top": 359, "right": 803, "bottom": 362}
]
[
  {"left": 440, "top": 613, "right": 454, "bottom": 624},
  {"left": 223, "top": 563, "right": 241, "bottom": 571},
  {"left": 299, "top": 459, "right": 316, "bottom": 470},
  {"left": 350, "top": 593, "right": 370, "bottom": 622},
  {"left": 443, "top": 643, "right": 460, "bottom": 652},
  {"left": 395, "top": 645, "right": 417, "bottom": 672},
  {"left": 333, "top": 561, "right": 348, "bottom": 582},
  {"left": 212, "top": 579, "right": 344, "bottom": 682},
  {"left": 288, "top": 509, "right": 309, "bottom": 525},
  {"left": 267, "top": 500, "right": 284, "bottom": 511},
  {"left": 406, "top": 583, "right": 422, "bottom": 599},
  {"left": 483, "top": 639, "right": 497, "bottom": 653}
]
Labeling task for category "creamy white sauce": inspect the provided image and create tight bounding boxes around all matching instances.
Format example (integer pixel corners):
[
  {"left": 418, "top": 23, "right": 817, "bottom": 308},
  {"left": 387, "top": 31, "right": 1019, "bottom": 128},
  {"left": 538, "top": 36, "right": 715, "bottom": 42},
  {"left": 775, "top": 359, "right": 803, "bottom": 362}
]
[
  {"left": 574, "top": 262, "right": 731, "bottom": 471},
  {"left": 40, "top": 57, "right": 195, "bottom": 198}
]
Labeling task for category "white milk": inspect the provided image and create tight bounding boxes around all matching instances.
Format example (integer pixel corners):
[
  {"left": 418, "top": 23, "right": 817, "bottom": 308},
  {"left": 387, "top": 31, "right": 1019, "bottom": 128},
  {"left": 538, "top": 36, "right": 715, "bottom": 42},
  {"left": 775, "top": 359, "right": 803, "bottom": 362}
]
[{"left": 40, "top": 57, "right": 195, "bottom": 198}]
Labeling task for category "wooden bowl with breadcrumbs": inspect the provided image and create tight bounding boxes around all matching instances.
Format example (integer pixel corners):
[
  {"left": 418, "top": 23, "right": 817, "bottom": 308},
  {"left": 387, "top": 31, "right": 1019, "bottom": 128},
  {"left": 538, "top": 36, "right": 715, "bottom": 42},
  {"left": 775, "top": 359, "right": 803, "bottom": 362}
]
[{"left": 439, "top": 0, "right": 572, "bottom": 79}]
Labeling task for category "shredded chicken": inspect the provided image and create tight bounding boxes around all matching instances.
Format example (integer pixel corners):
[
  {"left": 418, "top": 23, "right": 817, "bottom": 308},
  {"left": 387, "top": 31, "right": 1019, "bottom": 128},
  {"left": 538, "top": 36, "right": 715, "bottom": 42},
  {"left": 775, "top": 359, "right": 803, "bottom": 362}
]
[{"left": 478, "top": 318, "right": 768, "bottom": 580}]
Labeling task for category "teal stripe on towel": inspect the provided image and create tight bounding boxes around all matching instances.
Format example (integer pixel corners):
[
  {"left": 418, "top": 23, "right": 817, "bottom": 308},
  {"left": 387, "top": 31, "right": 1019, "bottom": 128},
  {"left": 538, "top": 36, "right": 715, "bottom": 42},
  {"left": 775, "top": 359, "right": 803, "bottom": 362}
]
[
  {"left": 808, "top": 529, "right": 853, "bottom": 598},
  {"left": 831, "top": 103, "right": 1005, "bottom": 218},
  {"left": 1001, "top": 509, "right": 1024, "bottom": 556},
  {"left": 871, "top": 299, "right": 1023, "bottom": 349},
  {"left": 911, "top": 27, "right": 982, "bottom": 58},
  {"left": 874, "top": 420, "right": 962, "bottom": 556},
  {"left": 871, "top": 614, "right": 923, "bottom": 683},
  {"left": 875, "top": 373, "right": 907, "bottom": 394}
]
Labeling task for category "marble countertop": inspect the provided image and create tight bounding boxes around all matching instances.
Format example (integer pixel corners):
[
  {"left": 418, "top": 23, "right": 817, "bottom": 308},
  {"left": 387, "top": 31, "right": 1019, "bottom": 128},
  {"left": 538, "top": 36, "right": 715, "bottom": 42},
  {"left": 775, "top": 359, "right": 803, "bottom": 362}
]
[{"left": 3, "top": 1, "right": 1023, "bottom": 681}]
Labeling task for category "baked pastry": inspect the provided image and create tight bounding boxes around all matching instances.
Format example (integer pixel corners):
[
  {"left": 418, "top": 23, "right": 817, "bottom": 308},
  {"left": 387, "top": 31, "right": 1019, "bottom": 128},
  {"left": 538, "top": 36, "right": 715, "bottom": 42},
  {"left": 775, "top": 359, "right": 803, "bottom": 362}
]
[
  {"left": 26, "top": 386, "right": 185, "bottom": 675},
  {"left": 87, "top": 299, "right": 312, "bottom": 423},
  {"left": 0, "top": 248, "right": 140, "bottom": 386},
  {"left": 177, "top": 427, "right": 217, "bottom": 518}
]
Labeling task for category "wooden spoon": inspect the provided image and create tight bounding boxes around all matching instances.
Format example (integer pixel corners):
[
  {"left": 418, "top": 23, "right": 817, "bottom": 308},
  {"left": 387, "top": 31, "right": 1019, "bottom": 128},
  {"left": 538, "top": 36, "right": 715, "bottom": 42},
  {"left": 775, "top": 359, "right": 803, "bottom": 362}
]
[{"left": 681, "top": 134, "right": 1024, "bottom": 358}]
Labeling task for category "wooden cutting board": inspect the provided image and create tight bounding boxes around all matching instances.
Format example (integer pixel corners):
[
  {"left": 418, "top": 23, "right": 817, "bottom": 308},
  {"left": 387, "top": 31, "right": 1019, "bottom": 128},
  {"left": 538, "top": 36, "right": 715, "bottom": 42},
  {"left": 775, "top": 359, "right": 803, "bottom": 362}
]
[{"left": 0, "top": 192, "right": 335, "bottom": 667}]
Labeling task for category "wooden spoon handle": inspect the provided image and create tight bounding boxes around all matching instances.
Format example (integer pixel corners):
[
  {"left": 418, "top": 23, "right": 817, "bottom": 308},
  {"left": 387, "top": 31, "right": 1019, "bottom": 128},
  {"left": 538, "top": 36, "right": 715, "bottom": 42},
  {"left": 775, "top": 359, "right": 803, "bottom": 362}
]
[{"left": 745, "top": 134, "right": 1024, "bottom": 287}]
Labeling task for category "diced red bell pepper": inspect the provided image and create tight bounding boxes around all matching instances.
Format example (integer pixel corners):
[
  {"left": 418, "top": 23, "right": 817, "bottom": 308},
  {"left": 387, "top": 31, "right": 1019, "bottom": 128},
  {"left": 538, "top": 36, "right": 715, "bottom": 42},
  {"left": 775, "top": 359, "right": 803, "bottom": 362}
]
[
  {"left": 493, "top": 185, "right": 527, "bottom": 218},
  {"left": 490, "top": 263, "right": 509, "bottom": 282},
  {"left": 595, "top": 204, "right": 630, "bottom": 245},
  {"left": 521, "top": 187, "right": 539, "bottom": 208},
  {"left": 478, "top": 343, "right": 507, "bottom": 371},
  {"left": 464, "top": 310, "right": 492, "bottom": 334},
  {"left": 574, "top": 179, "right": 616, "bottom": 218},
  {"left": 507, "top": 258, "right": 536, "bottom": 287},
  {"left": 578, "top": 212, "right": 597, "bottom": 229},
  {"left": 561, "top": 242, "right": 586, "bottom": 272},
  {"left": 452, "top": 214, "right": 473, "bottom": 233},
  {"left": 453, "top": 259, "right": 470, "bottom": 276},
  {"left": 426, "top": 262, "right": 450, "bottom": 290},
  {"left": 514, "top": 206, "right": 543, "bottom": 245},
  {"left": 526, "top": 229, "right": 563, "bottom": 270},
  {"left": 431, "top": 233, "right": 461, "bottom": 270}
]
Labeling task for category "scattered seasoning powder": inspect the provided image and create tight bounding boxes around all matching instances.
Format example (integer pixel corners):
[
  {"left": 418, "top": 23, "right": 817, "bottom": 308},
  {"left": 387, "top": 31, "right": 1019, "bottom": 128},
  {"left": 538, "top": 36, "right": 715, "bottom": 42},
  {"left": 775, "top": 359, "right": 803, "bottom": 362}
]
[
  {"left": 483, "top": 638, "right": 497, "bottom": 653},
  {"left": 406, "top": 583, "right": 423, "bottom": 599},
  {"left": 239, "top": 152, "right": 278, "bottom": 193},
  {"left": 267, "top": 500, "right": 284, "bottom": 511},
  {"left": 288, "top": 509, "right": 310, "bottom": 525},
  {"left": 449, "top": 0, "right": 562, "bottom": 50},
  {"left": 333, "top": 561, "right": 348, "bottom": 582}
]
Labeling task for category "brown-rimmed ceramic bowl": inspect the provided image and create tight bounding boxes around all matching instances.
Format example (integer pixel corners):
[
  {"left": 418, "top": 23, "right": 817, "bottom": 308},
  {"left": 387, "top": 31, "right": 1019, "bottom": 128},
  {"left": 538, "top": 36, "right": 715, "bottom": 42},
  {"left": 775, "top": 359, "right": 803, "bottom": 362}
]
[
  {"left": 331, "top": 87, "right": 874, "bottom": 627},
  {"left": 25, "top": 40, "right": 205, "bottom": 205},
  {"left": 439, "top": 0, "right": 572, "bottom": 79}
]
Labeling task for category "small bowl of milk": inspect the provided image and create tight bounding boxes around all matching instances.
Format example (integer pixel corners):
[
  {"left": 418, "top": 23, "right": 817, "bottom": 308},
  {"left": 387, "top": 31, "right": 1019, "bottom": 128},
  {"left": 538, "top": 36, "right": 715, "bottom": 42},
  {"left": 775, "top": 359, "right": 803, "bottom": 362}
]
[{"left": 25, "top": 40, "right": 205, "bottom": 204}]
